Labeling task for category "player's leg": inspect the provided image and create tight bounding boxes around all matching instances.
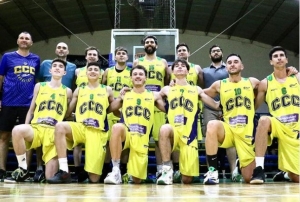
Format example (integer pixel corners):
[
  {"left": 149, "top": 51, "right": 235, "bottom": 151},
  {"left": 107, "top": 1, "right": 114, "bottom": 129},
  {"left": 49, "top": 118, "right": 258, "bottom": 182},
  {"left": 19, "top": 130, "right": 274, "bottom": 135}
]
[
  {"left": 250, "top": 116, "right": 271, "bottom": 184},
  {"left": 0, "top": 107, "right": 19, "bottom": 181},
  {"left": 104, "top": 123, "right": 126, "bottom": 184},
  {"left": 5, "top": 124, "right": 34, "bottom": 182},
  {"left": 47, "top": 122, "right": 74, "bottom": 184},
  {"left": 204, "top": 120, "right": 227, "bottom": 185},
  {"left": 157, "top": 124, "right": 174, "bottom": 185}
]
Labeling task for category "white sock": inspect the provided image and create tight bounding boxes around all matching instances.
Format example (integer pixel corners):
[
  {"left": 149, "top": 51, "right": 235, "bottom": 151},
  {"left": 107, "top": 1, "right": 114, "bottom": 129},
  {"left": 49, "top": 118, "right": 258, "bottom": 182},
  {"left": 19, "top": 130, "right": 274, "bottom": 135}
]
[
  {"left": 255, "top": 157, "right": 265, "bottom": 169},
  {"left": 157, "top": 164, "right": 162, "bottom": 172},
  {"left": 284, "top": 172, "right": 290, "bottom": 180},
  {"left": 17, "top": 153, "right": 27, "bottom": 170},
  {"left": 37, "top": 165, "right": 43, "bottom": 171},
  {"left": 58, "top": 158, "right": 68, "bottom": 172}
]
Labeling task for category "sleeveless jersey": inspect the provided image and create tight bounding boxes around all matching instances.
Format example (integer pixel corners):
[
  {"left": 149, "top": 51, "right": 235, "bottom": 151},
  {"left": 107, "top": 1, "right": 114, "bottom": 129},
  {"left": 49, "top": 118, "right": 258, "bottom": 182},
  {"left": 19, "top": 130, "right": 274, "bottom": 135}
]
[
  {"left": 138, "top": 57, "right": 165, "bottom": 92},
  {"left": 266, "top": 74, "right": 300, "bottom": 137},
  {"left": 76, "top": 66, "right": 103, "bottom": 87},
  {"left": 31, "top": 82, "right": 68, "bottom": 126},
  {"left": 220, "top": 78, "right": 255, "bottom": 140},
  {"left": 120, "top": 90, "right": 155, "bottom": 153},
  {"left": 167, "top": 85, "right": 199, "bottom": 145},
  {"left": 75, "top": 85, "right": 109, "bottom": 131},
  {"left": 106, "top": 66, "right": 132, "bottom": 98},
  {"left": 0, "top": 51, "right": 40, "bottom": 106},
  {"left": 171, "top": 63, "right": 198, "bottom": 86}
]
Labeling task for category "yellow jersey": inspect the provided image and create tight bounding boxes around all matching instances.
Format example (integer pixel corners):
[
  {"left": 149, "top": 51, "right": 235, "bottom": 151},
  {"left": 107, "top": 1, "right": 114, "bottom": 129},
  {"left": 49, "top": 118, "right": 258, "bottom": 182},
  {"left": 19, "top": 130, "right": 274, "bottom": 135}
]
[
  {"left": 220, "top": 78, "right": 255, "bottom": 143},
  {"left": 106, "top": 66, "right": 132, "bottom": 98},
  {"left": 167, "top": 85, "right": 199, "bottom": 145},
  {"left": 75, "top": 84, "right": 109, "bottom": 131},
  {"left": 31, "top": 82, "right": 68, "bottom": 126},
  {"left": 266, "top": 74, "right": 300, "bottom": 137},
  {"left": 120, "top": 90, "right": 155, "bottom": 153},
  {"left": 138, "top": 57, "right": 165, "bottom": 92}
]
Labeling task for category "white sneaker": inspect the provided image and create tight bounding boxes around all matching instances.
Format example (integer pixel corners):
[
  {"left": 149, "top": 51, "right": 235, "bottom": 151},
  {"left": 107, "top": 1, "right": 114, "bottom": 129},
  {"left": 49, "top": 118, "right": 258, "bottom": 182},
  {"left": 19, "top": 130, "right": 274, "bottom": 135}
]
[
  {"left": 156, "top": 166, "right": 173, "bottom": 185},
  {"left": 231, "top": 159, "right": 243, "bottom": 182},
  {"left": 104, "top": 167, "right": 122, "bottom": 184},
  {"left": 203, "top": 167, "right": 219, "bottom": 185}
]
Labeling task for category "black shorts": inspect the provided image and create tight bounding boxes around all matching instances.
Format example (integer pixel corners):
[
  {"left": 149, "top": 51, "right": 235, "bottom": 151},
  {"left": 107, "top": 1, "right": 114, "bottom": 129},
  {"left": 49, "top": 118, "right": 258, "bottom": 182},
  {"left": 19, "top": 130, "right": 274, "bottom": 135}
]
[{"left": 0, "top": 106, "right": 29, "bottom": 131}]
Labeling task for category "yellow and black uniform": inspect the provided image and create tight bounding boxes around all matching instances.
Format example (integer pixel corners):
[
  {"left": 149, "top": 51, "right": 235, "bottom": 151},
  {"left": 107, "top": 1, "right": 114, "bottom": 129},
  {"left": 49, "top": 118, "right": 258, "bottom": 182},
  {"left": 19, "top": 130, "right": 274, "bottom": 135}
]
[
  {"left": 166, "top": 85, "right": 200, "bottom": 176},
  {"left": 265, "top": 74, "right": 300, "bottom": 175},
  {"left": 67, "top": 84, "right": 109, "bottom": 175},
  {"left": 171, "top": 62, "right": 204, "bottom": 140},
  {"left": 219, "top": 78, "right": 255, "bottom": 168},
  {"left": 106, "top": 66, "right": 132, "bottom": 140},
  {"left": 26, "top": 82, "right": 68, "bottom": 163},
  {"left": 138, "top": 57, "right": 166, "bottom": 141},
  {"left": 76, "top": 66, "right": 104, "bottom": 87},
  {"left": 120, "top": 90, "right": 155, "bottom": 179}
]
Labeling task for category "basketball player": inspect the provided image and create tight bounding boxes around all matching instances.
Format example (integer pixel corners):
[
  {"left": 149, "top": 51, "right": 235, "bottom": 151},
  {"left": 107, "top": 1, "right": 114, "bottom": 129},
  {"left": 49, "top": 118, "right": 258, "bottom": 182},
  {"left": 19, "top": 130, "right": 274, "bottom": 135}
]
[
  {"left": 156, "top": 59, "right": 219, "bottom": 185},
  {"left": 103, "top": 65, "right": 165, "bottom": 184},
  {"left": 250, "top": 46, "right": 300, "bottom": 184},
  {"left": 47, "top": 62, "right": 114, "bottom": 184},
  {"left": 4, "top": 58, "right": 72, "bottom": 182},
  {"left": 133, "top": 35, "right": 170, "bottom": 175},
  {"left": 73, "top": 46, "right": 103, "bottom": 182},
  {"left": 101, "top": 46, "right": 132, "bottom": 179},
  {"left": 203, "top": 54, "right": 260, "bottom": 184},
  {"left": 170, "top": 43, "right": 204, "bottom": 182}
]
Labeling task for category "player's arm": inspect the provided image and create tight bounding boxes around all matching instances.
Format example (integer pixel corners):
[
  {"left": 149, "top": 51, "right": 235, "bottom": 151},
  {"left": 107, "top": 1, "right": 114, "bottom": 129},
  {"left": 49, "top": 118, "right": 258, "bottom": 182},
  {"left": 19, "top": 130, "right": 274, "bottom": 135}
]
[
  {"left": 65, "top": 87, "right": 79, "bottom": 118},
  {"left": 25, "top": 83, "right": 40, "bottom": 124},
  {"left": 0, "top": 55, "right": 7, "bottom": 110},
  {"left": 154, "top": 91, "right": 166, "bottom": 112},
  {"left": 295, "top": 72, "right": 300, "bottom": 83},
  {"left": 249, "top": 77, "right": 260, "bottom": 97},
  {"left": 101, "top": 68, "right": 109, "bottom": 85},
  {"left": 195, "top": 65, "right": 204, "bottom": 88},
  {"left": 254, "top": 79, "right": 267, "bottom": 110},
  {"left": 0, "top": 75, "right": 3, "bottom": 110},
  {"left": 203, "top": 80, "right": 220, "bottom": 98},
  {"left": 66, "top": 88, "right": 73, "bottom": 106},
  {"left": 107, "top": 86, "right": 114, "bottom": 104},
  {"left": 163, "top": 59, "right": 171, "bottom": 86},
  {"left": 108, "top": 86, "right": 130, "bottom": 113},
  {"left": 198, "top": 86, "right": 220, "bottom": 110},
  {"left": 286, "top": 66, "right": 298, "bottom": 76}
]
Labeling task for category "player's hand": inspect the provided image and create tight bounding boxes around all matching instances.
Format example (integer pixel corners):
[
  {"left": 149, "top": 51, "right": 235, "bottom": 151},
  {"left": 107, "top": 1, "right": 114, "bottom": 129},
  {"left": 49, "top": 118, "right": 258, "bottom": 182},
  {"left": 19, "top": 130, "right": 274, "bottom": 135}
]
[
  {"left": 169, "top": 79, "right": 176, "bottom": 87},
  {"left": 119, "top": 87, "right": 131, "bottom": 100},
  {"left": 286, "top": 66, "right": 298, "bottom": 76}
]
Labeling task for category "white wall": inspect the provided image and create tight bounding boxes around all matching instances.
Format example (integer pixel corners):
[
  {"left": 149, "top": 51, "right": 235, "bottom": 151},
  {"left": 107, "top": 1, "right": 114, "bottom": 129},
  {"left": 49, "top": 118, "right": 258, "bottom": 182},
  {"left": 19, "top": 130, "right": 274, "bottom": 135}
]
[{"left": 6, "top": 29, "right": 299, "bottom": 112}]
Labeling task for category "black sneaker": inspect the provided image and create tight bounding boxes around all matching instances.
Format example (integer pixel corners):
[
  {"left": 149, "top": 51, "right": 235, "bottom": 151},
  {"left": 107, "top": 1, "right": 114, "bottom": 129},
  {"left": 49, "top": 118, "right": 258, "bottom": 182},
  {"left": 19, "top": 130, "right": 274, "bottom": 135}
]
[
  {"left": 250, "top": 166, "right": 265, "bottom": 184},
  {"left": 4, "top": 167, "right": 30, "bottom": 183},
  {"left": 33, "top": 170, "right": 45, "bottom": 183},
  {"left": 78, "top": 170, "right": 89, "bottom": 182},
  {"left": 273, "top": 171, "right": 289, "bottom": 182},
  {"left": 47, "top": 170, "right": 72, "bottom": 184},
  {"left": 0, "top": 169, "right": 7, "bottom": 182}
]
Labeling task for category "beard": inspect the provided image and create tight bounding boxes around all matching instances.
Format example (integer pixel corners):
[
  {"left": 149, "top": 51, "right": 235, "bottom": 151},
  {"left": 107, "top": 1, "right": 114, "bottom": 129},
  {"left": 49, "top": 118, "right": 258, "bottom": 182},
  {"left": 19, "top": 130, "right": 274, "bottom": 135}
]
[
  {"left": 144, "top": 46, "right": 157, "bottom": 55},
  {"left": 211, "top": 55, "right": 222, "bottom": 63}
]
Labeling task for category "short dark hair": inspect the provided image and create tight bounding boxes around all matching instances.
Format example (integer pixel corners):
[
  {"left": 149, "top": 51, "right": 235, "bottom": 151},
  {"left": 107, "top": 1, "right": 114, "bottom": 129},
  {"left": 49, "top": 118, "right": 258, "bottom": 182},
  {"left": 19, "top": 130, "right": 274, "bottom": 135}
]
[
  {"left": 141, "top": 35, "right": 158, "bottom": 45},
  {"left": 85, "top": 46, "right": 100, "bottom": 57},
  {"left": 87, "top": 62, "right": 101, "bottom": 69},
  {"left": 130, "top": 65, "right": 147, "bottom": 76},
  {"left": 226, "top": 53, "right": 242, "bottom": 62},
  {"left": 176, "top": 43, "right": 190, "bottom": 52},
  {"left": 269, "top": 46, "right": 287, "bottom": 60},
  {"left": 18, "top": 31, "right": 32, "bottom": 40},
  {"left": 115, "top": 46, "right": 128, "bottom": 55},
  {"left": 171, "top": 58, "right": 190, "bottom": 71},
  {"left": 209, "top": 45, "right": 222, "bottom": 54},
  {"left": 51, "top": 58, "right": 67, "bottom": 70}
]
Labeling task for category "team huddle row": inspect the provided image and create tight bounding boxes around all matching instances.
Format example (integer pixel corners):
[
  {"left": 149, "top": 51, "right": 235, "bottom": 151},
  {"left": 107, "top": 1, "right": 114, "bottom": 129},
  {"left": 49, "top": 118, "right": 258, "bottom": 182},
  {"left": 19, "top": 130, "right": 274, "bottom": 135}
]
[{"left": 0, "top": 32, "right": 299, "bottom": 185}]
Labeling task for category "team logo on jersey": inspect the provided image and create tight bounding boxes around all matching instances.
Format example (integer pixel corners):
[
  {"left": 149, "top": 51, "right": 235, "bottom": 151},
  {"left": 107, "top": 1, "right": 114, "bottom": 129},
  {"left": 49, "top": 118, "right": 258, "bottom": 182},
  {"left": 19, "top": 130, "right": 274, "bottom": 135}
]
[
  {"left": 14, "top": 65, "right": 35, "bottom": 82},
  {"left": 290, "top": 83, "right": 298, "bottom": 88}
]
